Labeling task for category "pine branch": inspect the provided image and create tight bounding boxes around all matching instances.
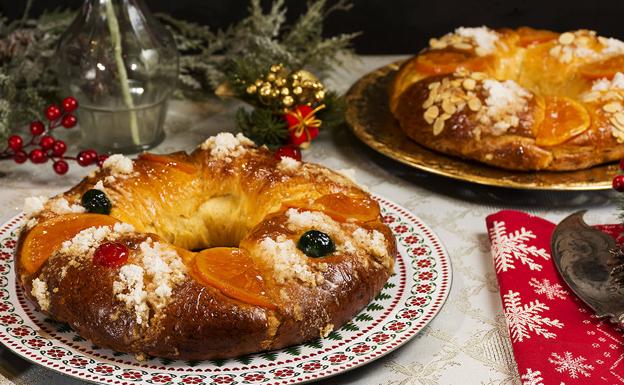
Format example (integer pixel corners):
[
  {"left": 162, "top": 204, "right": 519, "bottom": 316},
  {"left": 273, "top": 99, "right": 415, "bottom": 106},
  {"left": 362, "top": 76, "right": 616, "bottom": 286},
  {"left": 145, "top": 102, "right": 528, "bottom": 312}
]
[{"left": 236, "top": 107, "right": 288, "bottom": 146}]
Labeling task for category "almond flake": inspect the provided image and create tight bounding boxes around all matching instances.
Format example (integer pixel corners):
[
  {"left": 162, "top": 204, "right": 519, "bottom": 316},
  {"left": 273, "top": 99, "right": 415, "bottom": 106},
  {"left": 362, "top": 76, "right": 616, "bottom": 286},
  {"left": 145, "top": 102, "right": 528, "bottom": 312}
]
[
  {"left": 433, "top": 118, "right": 445, "bottom": 135},
  {"left": 603, "top": 102, "right": 622, "bottom": 113},
  {"left": 558, "top": 32, "right": 575, "bottom": 45}
]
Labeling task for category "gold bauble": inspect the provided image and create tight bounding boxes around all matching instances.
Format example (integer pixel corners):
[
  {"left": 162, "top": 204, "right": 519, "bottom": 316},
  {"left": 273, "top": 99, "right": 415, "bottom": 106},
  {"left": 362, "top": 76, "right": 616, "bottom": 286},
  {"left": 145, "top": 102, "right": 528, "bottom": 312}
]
[
  {"left": 254, "top": 79, "right": 263, "bottom": 87},
  {"left": 246, "top": 85, "right": 257, "bottom": 94},
  {"left": 293, "top": 86, "right": 303, "bottom": 95},
  {"left": 281, "top": 87, "right": 290, "bottom": 96},
  {"left": 275, "top": 77, "right": 286, "bottom": 87},
  {"left": 283, "top": 95, "right": 294, "bottom": 106},
  {"left": 267, "top": 73, "right": 276, "bottom": 82}
]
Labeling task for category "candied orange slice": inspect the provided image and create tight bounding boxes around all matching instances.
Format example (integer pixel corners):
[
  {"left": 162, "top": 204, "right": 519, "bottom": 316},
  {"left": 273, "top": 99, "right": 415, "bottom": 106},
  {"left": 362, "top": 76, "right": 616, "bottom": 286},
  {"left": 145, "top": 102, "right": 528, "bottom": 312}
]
[
  {"left": 193, "top": 248, "right": 276, "bottom": 310},
  {"left": 283, "top": 193, "right": 381, "bottom": 223},
  {"left": 579, "top": 55, "right": 624, "bottom": 80},
  {"left": 414, "top": 50, "right": 487, "bottom": 75},
  {"left": 516, "top": 27, "right": 558, "bottom": 47},
  {"left": 535, "top": 97, "right": 590, "bottom": 146},
  {"left": 139, "top": 153, "right": 197, "bottom": 174},
  {"left": 20, "top": 213, "right": 119, "bottom": 274},
  {"left": 314, "top": 193, "right": 381, "bottom": 222}
]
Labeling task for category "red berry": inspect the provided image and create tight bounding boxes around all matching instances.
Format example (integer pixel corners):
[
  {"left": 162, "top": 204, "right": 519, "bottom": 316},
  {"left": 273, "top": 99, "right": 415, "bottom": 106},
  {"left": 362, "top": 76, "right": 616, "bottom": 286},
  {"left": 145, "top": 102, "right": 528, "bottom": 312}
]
[
  {"left": 30, "top": 120, "right": 45, "bottom": 136},
  {"left": 62, "top": 96, "right": 78, "bottom": 112},
  {"left": 29, "top": 149, "right": 47, "bottom": 164},
  {"left": 53, "top": 160, "right": 69, "bottom": 175},
  {"left": 7, "top": 135, "right": 23, "bottom": 151},
  {"left": 13, "top": 151, "right": 27, "bottom": 164},
  {"left": 39, "top": 135, "right": 55, "bottom": 150},
  {"left": 274, "top": 145, "right": 302, "bottom": 161},
  {"left": 96, "top": 153, "right": 109, "bottom": 167},
  {"left": 61, "top": 114, "right": 77, "bottom": 128},
  {"left": 93, "top": 242, "right": 129, "bottom": 268},
  {"left": 619, "top": 159, "right": 624, "bottom": 171},
  {"left": 77, "top": 149, "right": 98, "bottom": 166},
  {"left": 45, "top": 104, "right": 62, "bottom": 121},
  {"left": 52, "top": 140, "right": 67, "bottom": 157},
  {"left": 614, "top": 175, "right": 624, "bottom": 192}
]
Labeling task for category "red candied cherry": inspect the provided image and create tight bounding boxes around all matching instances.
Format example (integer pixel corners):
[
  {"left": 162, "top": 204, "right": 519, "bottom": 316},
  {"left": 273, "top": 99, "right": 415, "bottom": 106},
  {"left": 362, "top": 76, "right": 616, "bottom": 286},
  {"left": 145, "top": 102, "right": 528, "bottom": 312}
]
[
  {"left": 274, "top": 145, "right": 302, "bottom": 161},
  {"left": 61, "top": 114, "right": 77, "bottom": 129},
  {"left": 613, "top": 175, "right": 624, "bottom": 192},
  {"left": 51, "top": 140, "right": 67, "bottom": 157},
  {"left": 29, "top": 149, "right": 48, "bottom": 164},
  {"left": 45, "top": 104, "right": 61, "bottom": 121},
  {"left": 39, "top": 135, "right": 55, "bottom": 150},
  {"left": 7, "top": 135, "right": 23, "bottom": 151},
  {"left": 93, "top": 242, "right": 129, "bottom": 267},
  {"left": 53, "top": 160, "right": 69, "bottom": 175},
  {"left": 13, "top": 151, "right": 27, "bottom": 164},
  {"left": 96, "top": 153, "right": 109, "bottom": 167},
  {"left": 77, "top": 149, "right": 98, "bottom": 166},
  {"left": 30, "top": 120, "right": 45, "bottom": 136},
  {"left": 62, "top": 96, "right": 78, "bottom": 112}
]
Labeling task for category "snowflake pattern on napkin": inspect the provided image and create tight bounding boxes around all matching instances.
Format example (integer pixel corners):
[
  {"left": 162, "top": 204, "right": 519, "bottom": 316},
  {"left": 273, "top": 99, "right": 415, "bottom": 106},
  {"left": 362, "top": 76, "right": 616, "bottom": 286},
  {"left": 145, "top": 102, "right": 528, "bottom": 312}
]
[{"left": 486, "top": 210, "right": 624, "bottom": 385}]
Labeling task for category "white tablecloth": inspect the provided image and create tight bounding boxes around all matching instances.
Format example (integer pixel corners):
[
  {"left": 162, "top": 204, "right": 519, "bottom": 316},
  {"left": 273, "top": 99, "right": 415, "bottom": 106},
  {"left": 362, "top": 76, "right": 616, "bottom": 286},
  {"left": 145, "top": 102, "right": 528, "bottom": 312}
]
[{"left": 0, "top": 55, "right": 618, "bottom": 385}]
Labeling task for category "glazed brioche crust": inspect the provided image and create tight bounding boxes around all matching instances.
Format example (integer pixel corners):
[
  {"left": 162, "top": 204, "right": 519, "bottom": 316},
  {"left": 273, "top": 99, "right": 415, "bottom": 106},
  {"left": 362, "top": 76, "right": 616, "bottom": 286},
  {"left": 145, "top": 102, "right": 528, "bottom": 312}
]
[
  {"left": 390, "top": 27, "right": 624, "bottom": 171},
  {"left": 16, "top": 142, "right": 396, "bottom": 360}
]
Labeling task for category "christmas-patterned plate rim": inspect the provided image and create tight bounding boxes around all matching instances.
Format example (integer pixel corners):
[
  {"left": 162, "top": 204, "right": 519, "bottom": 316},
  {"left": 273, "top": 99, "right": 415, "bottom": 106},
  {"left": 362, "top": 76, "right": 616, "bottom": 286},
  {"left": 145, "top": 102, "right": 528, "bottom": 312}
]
[{"left": 0, "top": 195, "right": 452, "bottom": 385}]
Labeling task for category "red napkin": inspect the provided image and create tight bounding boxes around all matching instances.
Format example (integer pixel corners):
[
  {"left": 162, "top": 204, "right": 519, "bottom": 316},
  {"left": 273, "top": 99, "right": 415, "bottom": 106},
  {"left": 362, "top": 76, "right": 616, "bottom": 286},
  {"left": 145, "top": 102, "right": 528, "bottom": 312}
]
[{"left": 486, "top": 210, "right": 624, "bottom": 385}]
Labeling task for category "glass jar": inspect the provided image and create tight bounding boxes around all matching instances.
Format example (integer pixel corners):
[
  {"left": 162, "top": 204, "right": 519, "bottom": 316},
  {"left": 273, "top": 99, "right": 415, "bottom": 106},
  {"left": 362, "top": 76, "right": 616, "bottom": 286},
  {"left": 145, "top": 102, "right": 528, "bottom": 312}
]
[{"left": 56, "top": 0, "right": 179, "bottom": 153}]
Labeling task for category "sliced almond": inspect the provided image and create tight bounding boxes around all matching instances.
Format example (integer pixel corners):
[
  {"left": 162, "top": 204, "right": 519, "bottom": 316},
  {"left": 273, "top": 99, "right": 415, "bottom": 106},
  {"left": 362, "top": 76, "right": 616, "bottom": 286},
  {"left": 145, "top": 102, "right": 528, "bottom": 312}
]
[
  {"left": 428, "top": 82, "right": 441, "bottom": 90},
  {"left": 462, "top": 78, "right": 477, "bottom": 91},
  {"left": 615, "top": 111, "right": 624, "bottom": 126},
  {"left": 429, "top": 38, "right": 447, "bottom": 49},
  {"left": 423, "top": 106, "right": 440, "bottom": 124},
  {"left": 558, "top": 32, "right": 575, "bottom": 45},
  {"left": 441, "top": 99, "right": 457, "bottom": 114},
  {"left": 433, "top": 118, "right": 445, "bottom": 135},
  {"left": 453, "top": 42, "right": 473, "bottom": 50},
  {"left": 603, "top": 102, "right": 622, "bottom": 113},
  {"left": 470, "top": 72, "right": 487, "bottom": 80},
  {"left": 549, "top": 45, "right": 562, "bottom": 57},
  {"left": 475, "top": 47, "right": 488, "bottom": 57},
  {"left": 468, "top": 98, "right": 482, "bottom": 111}
]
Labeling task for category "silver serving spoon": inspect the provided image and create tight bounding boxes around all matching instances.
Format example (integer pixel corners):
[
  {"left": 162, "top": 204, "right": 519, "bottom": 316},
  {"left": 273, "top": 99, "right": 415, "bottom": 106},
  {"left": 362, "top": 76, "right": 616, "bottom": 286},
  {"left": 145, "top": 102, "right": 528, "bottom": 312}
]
[{"left": 551, "top": 211, "right": 624, "bottom": 327}]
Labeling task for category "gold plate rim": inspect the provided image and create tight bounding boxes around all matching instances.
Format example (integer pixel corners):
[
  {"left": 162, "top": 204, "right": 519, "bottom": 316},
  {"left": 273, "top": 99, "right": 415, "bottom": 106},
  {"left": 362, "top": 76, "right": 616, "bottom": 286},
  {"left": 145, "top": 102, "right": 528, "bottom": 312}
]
[{"left": 345, "top": 61, "right": 618, "bottom": 191}]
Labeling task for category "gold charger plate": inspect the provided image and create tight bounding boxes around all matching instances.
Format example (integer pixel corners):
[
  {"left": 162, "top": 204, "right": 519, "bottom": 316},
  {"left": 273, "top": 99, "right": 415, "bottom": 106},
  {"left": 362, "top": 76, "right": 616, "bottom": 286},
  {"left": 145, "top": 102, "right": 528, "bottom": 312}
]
[{"left": 345, "top": 61, "right": 618, "bottom": 191}]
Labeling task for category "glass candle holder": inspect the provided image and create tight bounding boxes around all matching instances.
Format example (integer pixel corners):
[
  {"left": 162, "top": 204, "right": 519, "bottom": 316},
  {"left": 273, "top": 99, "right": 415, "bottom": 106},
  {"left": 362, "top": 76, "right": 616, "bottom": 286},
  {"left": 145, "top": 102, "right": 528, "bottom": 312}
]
[{"left": 56, "top": 0, "right": 179, "bottom": 153}]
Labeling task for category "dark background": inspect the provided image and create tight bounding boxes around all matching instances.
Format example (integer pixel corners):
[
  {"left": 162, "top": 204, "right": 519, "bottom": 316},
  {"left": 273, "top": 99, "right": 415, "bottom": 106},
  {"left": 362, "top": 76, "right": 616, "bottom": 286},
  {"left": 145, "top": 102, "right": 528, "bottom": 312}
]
[{"left": 2, "top": 0, "right": 624, "bottom": 54}]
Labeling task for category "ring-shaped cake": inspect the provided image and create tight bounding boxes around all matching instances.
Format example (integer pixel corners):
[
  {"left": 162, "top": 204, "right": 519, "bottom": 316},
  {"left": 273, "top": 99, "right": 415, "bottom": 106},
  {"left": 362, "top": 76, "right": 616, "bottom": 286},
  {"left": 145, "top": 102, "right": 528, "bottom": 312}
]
[{"left": 16, "top": 133, "right": 396, "bottom": 360}]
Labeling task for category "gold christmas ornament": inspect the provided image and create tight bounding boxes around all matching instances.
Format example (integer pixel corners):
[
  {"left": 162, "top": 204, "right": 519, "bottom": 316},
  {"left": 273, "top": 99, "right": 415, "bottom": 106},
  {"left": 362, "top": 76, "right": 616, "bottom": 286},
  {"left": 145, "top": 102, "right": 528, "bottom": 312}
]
[{"left": 242, "top": 63, "right": 327, "bottom": 109}]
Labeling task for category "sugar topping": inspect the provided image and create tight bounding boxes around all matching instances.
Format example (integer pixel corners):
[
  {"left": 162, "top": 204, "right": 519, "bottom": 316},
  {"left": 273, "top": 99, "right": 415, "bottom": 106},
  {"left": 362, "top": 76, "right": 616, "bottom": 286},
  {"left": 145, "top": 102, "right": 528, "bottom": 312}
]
[
  {"left": 138, "top": 240, "right": 187, "bottom": 309},
  {"left": 31, "top": 277, "right": 50, "bottom": 311},
  {"left": 49, "top": 198, "right": 86, "bottom": 215},
  {"left": 429, "top": 26, "right": 499, "bottom": 56},
  {"left": 258, "top": 235, "right": 321, "bottom": 285},
  {"left": 285, "top": 208, "right": 340, "bottom": 235},
  {"left": 278, "top": 157, "right": 300, "bottom": 171},
  {"left": 23, "top": 196, "right": 48, "bottom": 218},
  {"left": 112, "top": 239, "right": 187, "bottom": 326},
  {"left": 200, "top": 132, "right": 255, "bottom": 161},
  {"left": 103, "top": 154, "right": 134, "bottom": 176},
  {"left": 352, "top": 228, "right": 392, "bottom": 269},
  {"left": 481, "top": 79, "right": 531, "bottom": 133},
  {"left": 113, "top": 264, "right": 148, "bottom": 325}
]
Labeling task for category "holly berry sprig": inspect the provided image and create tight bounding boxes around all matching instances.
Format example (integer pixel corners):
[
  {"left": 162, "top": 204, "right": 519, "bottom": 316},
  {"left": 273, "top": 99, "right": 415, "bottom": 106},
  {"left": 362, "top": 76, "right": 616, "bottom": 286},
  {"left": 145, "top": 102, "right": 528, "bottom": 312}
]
[{"left": 0, "top": 96, "right": 108, "bottom": 175}]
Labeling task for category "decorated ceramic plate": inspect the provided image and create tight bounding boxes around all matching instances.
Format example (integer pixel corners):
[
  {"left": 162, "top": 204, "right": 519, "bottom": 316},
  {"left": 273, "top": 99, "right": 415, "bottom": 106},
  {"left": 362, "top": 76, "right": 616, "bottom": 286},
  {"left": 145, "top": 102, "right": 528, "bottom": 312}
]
[
  {"left": 345, "top": 61, "right": 618, "bottom": 190},
  {"left": 0, "top": 196, "right": 451, "bottom": 385}
]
